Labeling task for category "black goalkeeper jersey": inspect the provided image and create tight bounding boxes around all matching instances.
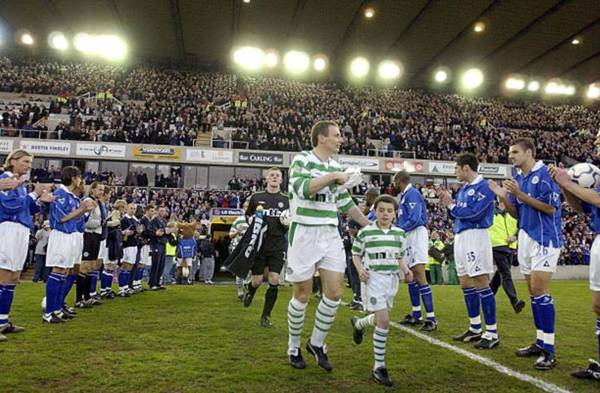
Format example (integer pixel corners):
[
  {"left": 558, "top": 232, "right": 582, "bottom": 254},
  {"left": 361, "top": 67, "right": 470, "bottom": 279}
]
[{"left": 246, "top": 190, "right": 289, "bottom": 239}]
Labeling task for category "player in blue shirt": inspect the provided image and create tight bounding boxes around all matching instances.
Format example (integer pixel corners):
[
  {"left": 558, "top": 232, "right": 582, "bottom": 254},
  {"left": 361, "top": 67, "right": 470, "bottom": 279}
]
[
  {"left": 393, "top": 171, "right": 437, "bottom": 331},
  {"left": 438, "top": 153, "right": 499, "bottom": 349},
  {"left": 490, "top": 138, "right": 562, "bottom": 370},
  {"left": 0, "top": 149, "right": 54, "bottom": 340},
  {"left": 44, "top": 167, "right": 96, "bottom": 324},
  {"left": 549, "top": 161, "right": 600, "bottom": 380}
]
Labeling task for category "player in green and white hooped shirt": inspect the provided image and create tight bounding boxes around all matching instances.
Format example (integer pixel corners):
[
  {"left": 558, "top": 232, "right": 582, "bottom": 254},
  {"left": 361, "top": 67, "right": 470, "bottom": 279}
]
[
  {"left": 350, "top": 195, "right": 412, "bottom": 387},
  {"left": 229, "top": 200, "right": 250, "bottom": 301},
  {"left": 286, "top": 120, "right": 370, "bottom": 371}
]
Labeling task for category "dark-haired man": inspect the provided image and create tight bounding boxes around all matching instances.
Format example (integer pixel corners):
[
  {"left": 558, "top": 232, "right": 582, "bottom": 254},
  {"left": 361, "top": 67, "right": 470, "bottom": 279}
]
[
  {"left": 438, "top": 153, "right": 498, "bottom": 349},
  {"left": 490, "top": 138, "right": 562, "bottom": 370}
]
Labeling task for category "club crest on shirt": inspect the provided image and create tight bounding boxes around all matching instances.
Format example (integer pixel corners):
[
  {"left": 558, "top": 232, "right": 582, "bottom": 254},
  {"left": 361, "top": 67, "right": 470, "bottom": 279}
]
[
  {"left": 531, "top": 176, "right": 539, "bottom": 185},
  {"left": 370, "top": 297, "right": 378, "bottom": 305},
  {"left": 467, "top": 189, "right": 475, "bottom": 196},
  {"left": 278, "top": 202, "right": 284, "bottom": 208}
]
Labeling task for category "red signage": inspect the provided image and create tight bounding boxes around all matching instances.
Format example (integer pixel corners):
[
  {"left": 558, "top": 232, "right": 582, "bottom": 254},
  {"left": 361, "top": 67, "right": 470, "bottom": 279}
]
[{"left": 384, "top": 160, "right": 425, "bottom": 173}]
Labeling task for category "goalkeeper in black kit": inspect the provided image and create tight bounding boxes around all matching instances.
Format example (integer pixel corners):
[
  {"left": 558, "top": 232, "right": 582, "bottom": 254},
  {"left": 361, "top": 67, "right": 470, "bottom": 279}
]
[{"left": 243, "top": 167, "right": 290, "bottom": 328}]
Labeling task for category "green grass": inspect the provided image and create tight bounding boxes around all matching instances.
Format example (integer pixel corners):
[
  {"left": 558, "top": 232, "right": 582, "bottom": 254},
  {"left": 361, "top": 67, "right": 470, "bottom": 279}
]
[{"left": 1, "top": 280, "right": 598, "bottom": 392}]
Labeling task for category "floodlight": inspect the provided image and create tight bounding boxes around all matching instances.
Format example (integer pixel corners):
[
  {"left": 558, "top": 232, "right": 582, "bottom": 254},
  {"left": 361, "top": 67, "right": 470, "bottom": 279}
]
[
  {"left": 49, "top": 32, "right": 69, "bottom": 50},
  {"left": 527, "top": 81, "right": 540, "bottom": 92},
  {"left": 264, "top": 50, "right": 279, "bottom": 68},
  {"left": 462, "top": 68, "right": 483, "bottom": 89},
  {"left": 474, "top": 22, "right": 485, "bottom": 33},
  {"left": 378, "top": 60, "right": 401, "bottom": 80},
  {"left": 21, "top": 33, "right": 34, "bottom": 45},
  {"left": 313, "top": 55, "right": 328, "bottom": 72},
  {"left": 587, "top": 84, "right": 600, "bottom": 99},
  {"left": 283, "top": 50, "right": 310, "bottom": 74},
  {"left": 233, "top": 46, "right": 264, "bottom": 71},
  {"left": 350, "top": 57, "right": 370, "bottom": 78}
]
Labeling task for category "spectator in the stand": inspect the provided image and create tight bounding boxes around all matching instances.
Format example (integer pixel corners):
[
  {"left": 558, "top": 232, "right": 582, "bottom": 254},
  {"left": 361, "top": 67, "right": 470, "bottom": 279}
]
[{"left": 33, "top": 220, "right": 51, "bottom": 282}]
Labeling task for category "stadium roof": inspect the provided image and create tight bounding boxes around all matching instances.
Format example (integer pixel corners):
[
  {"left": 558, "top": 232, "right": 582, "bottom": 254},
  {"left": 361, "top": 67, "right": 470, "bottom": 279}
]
[{"left": 2, "top": 0, "right": 599, "bottom": 87}]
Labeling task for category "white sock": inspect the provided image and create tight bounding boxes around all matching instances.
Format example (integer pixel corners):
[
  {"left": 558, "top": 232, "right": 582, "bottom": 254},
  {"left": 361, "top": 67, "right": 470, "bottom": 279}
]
[
  {"left": 310, "top": 296, "right": 341, "bottom": 347},
  {"left": 355, "top": 313, "right": 375, "bottom": 331},
  {"left": 287, "top": 297, "right": 307, "bottom": 350},
  {"left": 373, "top": 327, "right": 389, "bottom": 370}
]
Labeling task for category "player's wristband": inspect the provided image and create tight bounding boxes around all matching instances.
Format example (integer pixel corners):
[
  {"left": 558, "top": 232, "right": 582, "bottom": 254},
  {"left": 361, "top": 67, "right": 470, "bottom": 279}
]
[{"left": 447, "top": 203, "right": 456, "bottom": 211}]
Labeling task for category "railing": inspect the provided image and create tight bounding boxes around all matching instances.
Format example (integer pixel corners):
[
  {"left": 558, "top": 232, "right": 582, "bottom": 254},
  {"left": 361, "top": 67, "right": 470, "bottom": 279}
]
[
  {"left": 365, "top": 148, "right": 416, "bottom": 158},
  {"left": 211, "top": 139, "right": 249, "bottom": 149}
]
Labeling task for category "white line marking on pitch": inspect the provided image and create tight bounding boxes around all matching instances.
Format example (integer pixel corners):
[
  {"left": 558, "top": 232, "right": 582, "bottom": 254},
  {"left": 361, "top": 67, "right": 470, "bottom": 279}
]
[{"left": 390, "top": 322, "right": 572, "bottom": 393}]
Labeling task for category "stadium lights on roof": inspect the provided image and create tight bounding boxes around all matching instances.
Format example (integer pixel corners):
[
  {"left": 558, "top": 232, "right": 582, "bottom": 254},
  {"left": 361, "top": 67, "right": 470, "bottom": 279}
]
[
  {"left": 264, "top": 50, "right": 279, "bottom": 68},
  {"left": 21, "top": 33, "right": 34, "bottom": 46},
  {"left": 313, "top": 55, "right": 328, "bottom": 72},
  {"left": 48, "top": 32, "right": 69, "bottom": 51},
  {"left": 474, "top": 22, "right": 485, "bottom": 33},
  {"left": 571, "top": 37, "right": 581, "bottom": 45},
  {"left": 378, "top": 60, "right": 402, "bottom": 80},
  {"left": 461, "top": 68, "right": 484, "bottom": 89},
  {"left": 350, "top": 57, "right": 370, "bottom": 78},
  {"left": 364, "top": 7, "right": 375, "bottom": 18},
  {"left": 544, "top": 80, "right": 575, "bottom": 96},
  {"left": 587, "top": 84, "right": 600, "bottom": 99},
  {"left": 433, "top": 67, "right": 450, "bottom": 83},
  {"left": 233, "top": 46, "right": 264, "bottom": 71},
  {"left": 74, "top": 33, "right": 127, "bottom": 61},
  {"left": 505, "top": 77, "right": 525, "bottom": 91},
  {"left": 283, "top": 50, "right": 310, "bottom": 74},
  {"left": 527, "top": 80, "right": 540, "bottom": 92},
  {"left": 243, "top": 0, "right": 250, "bottom": 3}
]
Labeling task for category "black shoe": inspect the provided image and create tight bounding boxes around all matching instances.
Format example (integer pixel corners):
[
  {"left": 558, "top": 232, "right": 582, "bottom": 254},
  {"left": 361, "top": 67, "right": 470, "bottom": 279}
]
[
  {"left": 158, "top": 286, "right": 167, "bottom": 290},
  {"left": 512, "top": 300, "right": 526, "bottom": 314},
  {"left": 237, "top": 294, "right": 244, "bottom": 302},
  {"left": 89, "top": 298, "right": 103, "bottom": 306},
  {"left": 0, "top": 321, "right": 25, "bottom": 334},
  {"left": 348, "top": 301, "right": 362, "bottom": 311},
  {"left": 420, "top": 320, "right": 438, "bottom": 332},
  {"left": 62, "top": 304, "right": 77, "bottom": 315},
  {"left": 571, "top": 359, "right": 600, "bottom": 380},
  {"left": 105, "top": 292, "right": 116, "bottom": 299},
  {"left": 118, "top": 291, "right": 130, "bottom": 297},
  {"left": 515, "top": 343, "right": 543, "bottom": 357},
  {"left": 372, "top": 367, "right": 394, "bottom": 387},
  {"left": 288, "top": 348, "right": 306, "bottom": 369},
  {"left": 535, "top": 350, "right": 557, "bottom": 370},
  {"left": 398, "top": 314, "right": 422, "bottom": 326},
  {"left": 260, "top": 315, "right": 272, "bottom": 328},
  {"left": 474, "top": 334, "right": 500, "bottom": 349},
  {"left": 75, "top": 301, "right": 92, "bottom": 309},
  {"left": 306, "top": 342, "right": 333, "bottom": 372},
  {"left": 453, "top": 329, "right": 482, "bottom": 343},
  {"left": 60, "top": 309, "right": 76, "bottom": 319},
  {"left": 351, "top": 316, "right": 363, "bottom": 345},
  {"left": 243, "top": 286, "right": 255, "bottom": 308},
  {"left": 42, "top": 314, "right": 64, "bottom": 324}
]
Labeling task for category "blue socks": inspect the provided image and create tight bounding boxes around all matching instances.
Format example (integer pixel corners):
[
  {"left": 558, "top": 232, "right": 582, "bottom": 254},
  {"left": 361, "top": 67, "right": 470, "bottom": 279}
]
[
  {"left": 530, "top": 296, "right": 544, "bottom": 348},
  {"left": 89, "top": 271, "right": 99, "bottom": 296},
  {"left": 408, "top": 281, "right": 422, "bottom": 320},
  {"left": 0, "top": 284, "right": 16, "bottom": 325},
  {"left": 61, "top": 275, "right": 76, "bottom": 306},
  {"left": 419, "top": 284, "right": 436, "bottom": 322},
  {"left": 462, "top": 287, "right": 481, "bottom": 333},
  {"left": 45, "top": 273, "right": 65, "bottom": 315},
  {"left": 477, "top": 287, "right": 497, "bottom": 338},
  {"left": 118, "top": 270, "right": 130, "bottom": 293},
  {"left": 101, "top": 270, "right": 113, "bottom": 293},
  {"left": 535, "top": 294, "right": 555, "bottom": 354}
]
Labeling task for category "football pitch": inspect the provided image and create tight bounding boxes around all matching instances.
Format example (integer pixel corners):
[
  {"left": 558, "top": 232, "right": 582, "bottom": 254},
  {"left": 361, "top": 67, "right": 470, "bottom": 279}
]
[{"left": 1, "top": 280, "right": 597, "bottom": 393}]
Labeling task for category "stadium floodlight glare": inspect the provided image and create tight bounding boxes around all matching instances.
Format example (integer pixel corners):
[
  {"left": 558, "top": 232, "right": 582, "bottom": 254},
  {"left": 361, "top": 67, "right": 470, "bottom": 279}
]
[
  {"left": 571, "top": 37, "right": 581, "bottom": 45},
  {"left": 74, "top": 33, "right": 94, "bottom": 53},
  {"left": 48, "top": 32, "right": 69, "bottom": 50},
  {"left": 527, "top": 80, "right": 540, "bottom": 92},
  {"left": 99, "top": 35, "right": 127, "bottom": 61},
  {"left": 587, "top": 84, "right": 600, "bottom": 99},
  {"left": 364, "top": 7, "right": 375, "bottom": 18},
  {"left": 313, "top": 55, "right": 328, "bottom": 72},
  {"left": 283, "top": 50, "right": 310, "bottom": 74},
  {"left": 350, "top": 57, "right": 370, "bottom": 78},
  {"left": 564, "top": 85, "right": 575, "bottom": 96},
  {"left": 233, "top": 46, "right": 265, "bottom": 71},
  {"left": 243, "top": 0, "right": 250, "bottom": 3},
  {"left": 21, "top": 33, "right": 34, "bottom": 46},
  {"left": 434, "top": 69, "right": 448, "bottom": 83},
  {"left": 474, "top": 22, "right": 485, "bottom": 33},
  {"left": 505, "top": 77, "right": 525, "bottom": 90},
  {"left": 264, "top": 50, "right": 279, "bottom": 68},
  {"left": 462, "top": 68, "right": 483, "bottom": 89},
  {"left": 378, "top": 60, "right": 401, "bottom": 80}
]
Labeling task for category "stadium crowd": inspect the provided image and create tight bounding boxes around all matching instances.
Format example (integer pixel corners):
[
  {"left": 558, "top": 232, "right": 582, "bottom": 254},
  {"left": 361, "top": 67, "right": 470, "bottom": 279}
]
[{"left": 1, "top": 57, "right": 599, "bottom": 165}]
